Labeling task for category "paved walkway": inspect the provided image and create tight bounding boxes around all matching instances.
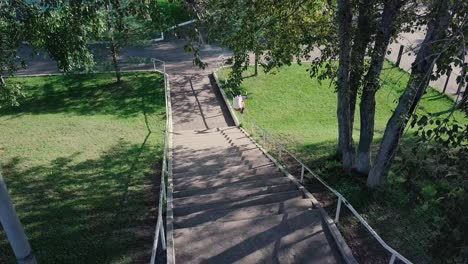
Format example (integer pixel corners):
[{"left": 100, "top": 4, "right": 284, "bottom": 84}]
[
  {"left": 386, "top": 30, "right": 466, "bottom": 98},
  {"left": 16, "top": 39, "right": 230, "bottom": 76},
  {"left": 163, "top": 42, "right": 348, "bottom": 263}
]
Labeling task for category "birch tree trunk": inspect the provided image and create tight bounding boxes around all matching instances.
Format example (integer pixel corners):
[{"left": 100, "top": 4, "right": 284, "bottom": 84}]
[
  {"left": 356, "top": 0, "right": 403, "bottom": 174},
  {"left": 349, "top": 0, "right": 374, "bottom": 135},
  {"left": 336, "top": 0, "right": 354, "bottom": 171},
  {"left": 367, "top": 0, "right": 452, "bottom": 188}
]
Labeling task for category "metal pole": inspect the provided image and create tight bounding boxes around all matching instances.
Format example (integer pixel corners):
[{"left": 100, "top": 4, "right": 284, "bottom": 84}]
[
  {"left": 160, "top": 219, "right": 166, "bottom": 250},
  {"left": 442, "top": 69, "right": 452, "bottom": 93},
  {"left": 395, "top": 45, "right": 404, "bottom": 67},
  {"left": 162, "top": 179, "right": 167, "bottom": 201},
  {"left": 389, "top": 254, "right": 396, "bottom": 264},
  {"left": 0, "top": 173, "right": 36, "bottom": 264},
  {"left": 456, "top": 79, "right": 464, "bottom": 95},
  {"left": 262, "top": 130, "right": 266, "bottom": 147},
  {"left": 335, "top": 196, "right": 342, "bottom": 223},
  {"left": 300, "top": 165, "right": 305, "bottom": 183},
  {"left": 152, "top": 59, "right": 156, "bottom": 71}
]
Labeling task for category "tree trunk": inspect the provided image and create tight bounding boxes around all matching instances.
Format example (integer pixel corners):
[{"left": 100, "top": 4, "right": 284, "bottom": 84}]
[
  {"left": 356, "top": 0, "right": 403, "bottom": 174},
  {"left": 349, "top": 0, "right": 374, "bottom": 134},
  {"left": 336, "top": 0, "right": 354, "bottom": 171},
  {"left": 367, "top": 0, "right": 452, "bottom": 188},
  {"left": 110, "top": 39, "right": 121, "bottom": 83},
  {"left": 455, "top": 84, "right": 468, "bottom": 110},
  {"left": 0, "top": 173, "right": 37, "bottom": 264},
  {"left": 254, "top": 53, "right": 259, "bottom": 76}
]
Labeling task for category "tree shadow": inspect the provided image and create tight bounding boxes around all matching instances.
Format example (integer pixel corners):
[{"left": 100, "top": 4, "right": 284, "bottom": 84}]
[
  {"left": 1, "top": 73, "right": 165, "bottom": 119},
  {"left": 0, "top": 139, "right": 163, "bottom": 264},
  {"left": 277, "top": 135, "right": 436, "bottom": 264}
]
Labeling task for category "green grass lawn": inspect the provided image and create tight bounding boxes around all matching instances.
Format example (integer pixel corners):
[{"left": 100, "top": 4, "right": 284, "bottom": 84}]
[
  {"left": 0, "top": 72, "right": 165, "bottom": 263},
  {"left": 221, "top": 64, "right": 466, "bottom": 161},
  {"left": 220, "top": 63, "right": 467, "bottom": 263}
]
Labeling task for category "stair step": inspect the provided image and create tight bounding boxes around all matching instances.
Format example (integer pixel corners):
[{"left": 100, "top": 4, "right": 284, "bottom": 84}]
[
  {"left": 173, "top": 148, "right": 269, "bottom": 170},
  {"left": 171, "top": 128, "right": 221, "bottom": 136},
  {"left": 175, "top": 154, "right": 273, "bottom": 174},
  {"left": 172, "top": 141, "right": 257, "bottom": 152},
  {"left": 175, "top": 132, "right": 247, "bottom": 142},
  {"left": 173, "top": 159, "right": 248, "bottom": 174},
  {"left": 173, "top": 153, "right": 244, "bottom": 168},
  {"left": 173, "top": 163, "right": 276, "bottom": 178},
  {"left": 172, "top": 131, "right": 221, "bottom": 138},
  {"left": 174, "top": 190, "right": 303, "bottom": 216},
  {"left": 173, "top": 139, "right": 250, "bottom": 149},
  {"left": 174, "top": 197, "right": 313, "bottom": 228},
  {"left": 173, "top": 133, "right": 224, "bottom": 140},
  {"left": 173, "top": 184, "right": 298, "bottom": 208},
  {"left": 173, "top": 139, "right": 230, "bottom": 147},
  {"left": 174, "top": 133, "right": 229, "bottom": 140},
  {"left": 221, "top": 131, "right": 249, "bottom": 139},
  {"left": 174, "top": 210, "right": 341, "bottom": 264},
  {"left": 172, "top": 146, "right": 239, "bottom": 158},
  {"left": 172, "top": 143, "right": 261, "bottom": 158},
  {"left": 174, "top": 176, "right": 292, "bottom": 198},
  {"left": 219, "top": 127, "right": 245, "bottom": 135},
  {"left": 173, "top": 171, "right": 284, "bottom": 190}
]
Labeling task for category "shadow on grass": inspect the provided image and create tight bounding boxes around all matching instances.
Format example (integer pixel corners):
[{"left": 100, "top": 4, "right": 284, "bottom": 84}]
[
  {"left": 1, "top": 73, "right": 165, "bottom": 119},
  {"left": 0, "top": 139, "right": 162, "bottom": 264},
  {"left": 279, "top": 138, "right": 441, "bottom": 264}
]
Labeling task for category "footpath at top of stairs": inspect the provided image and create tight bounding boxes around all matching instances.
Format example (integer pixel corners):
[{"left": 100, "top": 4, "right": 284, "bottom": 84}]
[{"left": 170, "top": 74, "right": 235, "bottom": 131}]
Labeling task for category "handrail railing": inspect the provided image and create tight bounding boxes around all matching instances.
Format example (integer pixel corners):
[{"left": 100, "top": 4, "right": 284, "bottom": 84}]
[
  {"left": 150, "top": 58, "right": 170, "bottom": 264},
  {"left": 214, "top": 56, "right": 412, "bottom": 264}
]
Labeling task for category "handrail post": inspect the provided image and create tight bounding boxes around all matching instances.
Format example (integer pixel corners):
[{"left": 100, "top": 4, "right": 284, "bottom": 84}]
[
  {"left": 162, "top": 177, "right": 167, "bottom": 201},
  {"left": 389, "top": 254, "right": 396, "bottom": 264},
  {"left": 262, "top": 130, "right": 266, "bottom": 147},
  {"left": 300, "top": 165, "right": 305, "bottom": 183},
  {"left": 335, "top": 196, "right": 342, "bottom": 223},
  {"left": 160, "top": 220, "right": 167, "bottom": 250}
]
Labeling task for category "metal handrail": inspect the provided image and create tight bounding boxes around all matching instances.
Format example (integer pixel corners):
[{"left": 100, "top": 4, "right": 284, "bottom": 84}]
[
  {"left": 214, "top": 56, "right": 412, "bottom": 264},
  {"left": 150, "top": 58, "right": 170, "bottom": 264}
]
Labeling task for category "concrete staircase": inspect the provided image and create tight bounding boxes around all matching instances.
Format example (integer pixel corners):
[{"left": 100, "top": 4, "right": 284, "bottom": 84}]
[{"left": 171, "top": 126, "right": 344, "bottom": 263}]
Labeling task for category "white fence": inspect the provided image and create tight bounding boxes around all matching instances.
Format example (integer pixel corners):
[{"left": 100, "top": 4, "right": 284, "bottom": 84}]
[{"left": 149, "top": 58, "right": 171, "bottom": 264}]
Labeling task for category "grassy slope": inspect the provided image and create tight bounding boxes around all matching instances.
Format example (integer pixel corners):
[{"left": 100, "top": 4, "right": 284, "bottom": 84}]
[
  {"left": 0, "top": 72, "right": 165, "bottom": 264},
  {"left": 222, "top": 64, "right": 465, "bottom": 160},
  {"left": 220, "top": 63, "right": 467, "bottom": 263}
]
